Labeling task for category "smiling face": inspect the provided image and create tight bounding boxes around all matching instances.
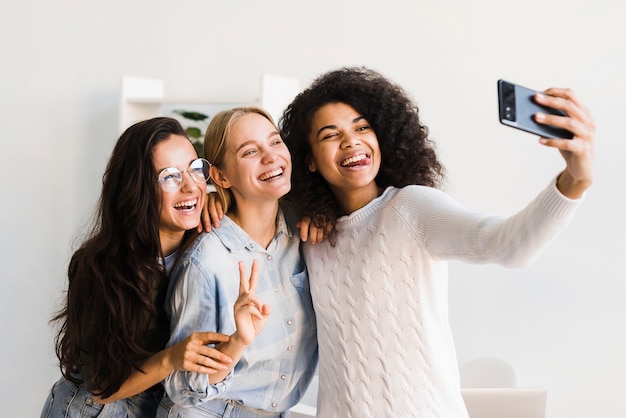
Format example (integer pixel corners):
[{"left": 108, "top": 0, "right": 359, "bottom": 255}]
[
  {"left": 308, "top": 102, "right": 382, "bottom": 212},
  {"left": 153, "top": 134, "right": 206, "bottom": 246},
  {"left": 211, "top": 112, "right": 291, "bottom": 210}
]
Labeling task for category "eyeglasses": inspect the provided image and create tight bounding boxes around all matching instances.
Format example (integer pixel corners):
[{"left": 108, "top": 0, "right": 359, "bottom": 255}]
[{"left": 157, "top": 158, "right": 210, "bottom": 192}]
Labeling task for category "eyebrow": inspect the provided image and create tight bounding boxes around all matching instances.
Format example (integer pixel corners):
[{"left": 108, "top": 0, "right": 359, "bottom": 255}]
[
  {"left": 315, "top": 116, "right": 366, "bottom": 137},
  {"left": 156, "top": 158, "right": 197, "bottom": 173},
  {"left": 234, "top": 130, "right": 281, "bottom": 153}
]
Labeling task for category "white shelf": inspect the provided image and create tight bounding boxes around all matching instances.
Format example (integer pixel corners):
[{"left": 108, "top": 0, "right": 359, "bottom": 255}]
[
  {"left": 125, "top": 97, "right": 259, "bottom": 104},
  {"left": 118, "top": 74, "right": 300, "bottom": 133}
]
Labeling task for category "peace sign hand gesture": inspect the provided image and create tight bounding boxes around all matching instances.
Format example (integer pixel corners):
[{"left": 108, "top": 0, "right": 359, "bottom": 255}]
[{"left": 232, "top": 259, "right": 271, "bottom": 346}]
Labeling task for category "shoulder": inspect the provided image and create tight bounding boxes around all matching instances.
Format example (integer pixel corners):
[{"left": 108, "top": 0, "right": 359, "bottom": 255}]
[
  {"left": 181, "top": 230, "right": 221, "bottom": 260},
  {"left": 279, "top": 201, "right": 301, "bottom": 235},
  {"left": 182, "top": 216, "right": 246, "bottom": 260},
  {"left": 382, "top": 185, "right": 463, "bottom": 227},
  {"left": 391, "top": 185, "right": 454, "bottom": 207},
  {"left": 168, "top": 230, "right": 234, "bottom": 293}
]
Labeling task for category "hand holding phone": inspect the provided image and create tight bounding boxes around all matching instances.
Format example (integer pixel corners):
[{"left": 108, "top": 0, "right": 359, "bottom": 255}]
[{"left": 498, "top": 79, "right": 573, "bottom": 139}]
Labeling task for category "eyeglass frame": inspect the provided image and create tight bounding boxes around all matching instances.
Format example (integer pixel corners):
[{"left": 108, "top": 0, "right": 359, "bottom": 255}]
[{"left": 156, "top": 158, "right": 211, "bottom": 193}]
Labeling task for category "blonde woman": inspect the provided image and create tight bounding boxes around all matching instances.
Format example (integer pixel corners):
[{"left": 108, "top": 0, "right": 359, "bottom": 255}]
[{"left": 158, "top": 107, "right": 317, "bottom": 418}]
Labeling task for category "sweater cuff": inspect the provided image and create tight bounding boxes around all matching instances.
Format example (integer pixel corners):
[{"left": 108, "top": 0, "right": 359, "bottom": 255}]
[{"left": 543, "top": 175, "right": 584, "bottom": 221}]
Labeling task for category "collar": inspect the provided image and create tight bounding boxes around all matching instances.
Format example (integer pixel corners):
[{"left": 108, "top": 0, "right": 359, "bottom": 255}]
[{"left": 213, "top": 206, "right": 291, "bottom": 253}]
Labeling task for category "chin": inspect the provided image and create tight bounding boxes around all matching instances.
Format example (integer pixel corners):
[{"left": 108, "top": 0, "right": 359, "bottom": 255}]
[{"left": 176, "top": 218, "right": 201, "bottom": 232}]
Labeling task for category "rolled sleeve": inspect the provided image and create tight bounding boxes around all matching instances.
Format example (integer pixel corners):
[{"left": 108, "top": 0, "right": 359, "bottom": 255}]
[
  {"left": 163, "top": 369, "right": 233, "bottom": 407},
  {"left": 162, "top": 250, "right": 235, "bottom": 405}
]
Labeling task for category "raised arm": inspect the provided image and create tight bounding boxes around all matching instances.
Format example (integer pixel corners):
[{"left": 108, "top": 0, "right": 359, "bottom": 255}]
[
  {"left": 162, "top": 258, "right": 270, "bottom": 406},
  {"left": 208, "top": 259, "right": 271, "bottom": 384}
]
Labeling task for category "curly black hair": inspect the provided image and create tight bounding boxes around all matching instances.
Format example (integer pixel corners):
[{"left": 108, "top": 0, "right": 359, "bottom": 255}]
[{"left": 280, "top": 66, "right": 445, "bottom": 243}]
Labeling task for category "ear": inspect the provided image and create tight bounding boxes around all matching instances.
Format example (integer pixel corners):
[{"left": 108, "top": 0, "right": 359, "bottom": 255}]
[
  {"left": 210, "top": 165, "right": 231, "bottom": 189},
  {"left": 306, "top": 155, "right": 317, "bottom": 173}
]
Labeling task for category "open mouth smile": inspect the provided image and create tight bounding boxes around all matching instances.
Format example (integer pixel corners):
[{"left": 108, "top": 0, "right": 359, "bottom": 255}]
[
  {"left": 259, "top": 168, "right": 284, "bottom": 182},
  {"left": 173, "top": 198, "right": 199, "bottom": 212},
  {"left": 340, "top": 153, "right": 370, "bottom": 168}
]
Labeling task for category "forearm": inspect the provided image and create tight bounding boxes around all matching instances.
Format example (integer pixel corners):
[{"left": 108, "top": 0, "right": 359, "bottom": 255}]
[
  {"left": 209, "top": 331, "right": 249, "bottom": 384},
  {"left": 96, "top": 348, "right": 173, "bottom": 403},
  {"left": 159, "top": 332, "right": 249, "bottom": 406},
  {"left": 422, "top": 179, "right": 580, "bottom": 267}
]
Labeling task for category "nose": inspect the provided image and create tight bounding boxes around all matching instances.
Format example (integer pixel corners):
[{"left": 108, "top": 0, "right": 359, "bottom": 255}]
[
  {"left": 180, "top": 170, "right": 196, "bottom": 192},
  {"left": 261, "top": 149, "right": 278, "bottom": 164},
  {"left": 341, "top": 134, "right": 361, "bottom": 149}
]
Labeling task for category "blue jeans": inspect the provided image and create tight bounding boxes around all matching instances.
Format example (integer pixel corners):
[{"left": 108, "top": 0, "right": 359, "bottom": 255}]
[
  {"left": 156, "top": 396, "right": 289, "bottom": 418},
  {"left": 41, "top": 376, "right": 164, "bottom": 418}
]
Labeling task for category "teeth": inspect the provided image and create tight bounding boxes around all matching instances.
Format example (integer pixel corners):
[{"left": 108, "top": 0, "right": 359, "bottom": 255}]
[
  {"left": 174, "top": 198, "right": 198, "bottom": 208},
  {"left": 259, "top": 168, "right": 283, "bottom": 181},
  {"left": 340, "top": 154, "right": 367, "bottom": 167}
]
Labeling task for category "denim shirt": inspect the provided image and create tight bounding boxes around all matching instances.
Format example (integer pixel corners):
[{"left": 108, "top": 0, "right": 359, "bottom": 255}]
[{"left": 162, "top": 205, "right": 318, "bottom": 413}]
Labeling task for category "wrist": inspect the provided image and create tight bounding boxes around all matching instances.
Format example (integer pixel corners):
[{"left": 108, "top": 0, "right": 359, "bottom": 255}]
[
  {"left": 229, "top": 331, "right": 252, "bottom": 348},
  {"left": 159, "top": 346, "right": 176, "bottom": 373},
  {"left": 556, "top": 171, "right": 592, "bottom": 199}
]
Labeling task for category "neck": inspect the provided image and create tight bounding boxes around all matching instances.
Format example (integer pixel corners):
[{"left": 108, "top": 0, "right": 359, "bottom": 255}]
[
  {"left": 159, "top": 230, "right": 185, "bottom": 257},
  {"left": 334, "top": 183, "right": 383, "bottom": 215},
  {"left": 229, "top": 200, "right": 280, "bottom": 249}
]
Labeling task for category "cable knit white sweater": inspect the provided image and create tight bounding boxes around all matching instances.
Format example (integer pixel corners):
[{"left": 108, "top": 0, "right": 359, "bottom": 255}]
[{"left": 304, "top": 180, "right": 581, "bottom": 418}]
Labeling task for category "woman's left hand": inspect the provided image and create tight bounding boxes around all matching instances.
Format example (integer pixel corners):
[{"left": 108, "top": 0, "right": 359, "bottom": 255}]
[
  {"left": 297, "top": 216, "right": 327, "bottom": 244},
  {"left": 534, "top": 88, "right": 595, "bottom": 199}
]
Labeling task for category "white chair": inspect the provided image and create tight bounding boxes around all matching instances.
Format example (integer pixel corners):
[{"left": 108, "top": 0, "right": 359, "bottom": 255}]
[{"left": 459, "top": 357, "right": 520, "bottom": 388}]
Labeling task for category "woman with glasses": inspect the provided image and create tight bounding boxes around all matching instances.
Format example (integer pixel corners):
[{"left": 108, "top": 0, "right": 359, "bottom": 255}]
[
  {"left": 157, "top": 107, "right": 318, "bottom": 418},
  {"left": 41, "top": 117, "right": 234, "bottom": 418}
]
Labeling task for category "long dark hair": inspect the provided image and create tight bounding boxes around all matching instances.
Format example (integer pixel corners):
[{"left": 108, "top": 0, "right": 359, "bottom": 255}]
[
  {"left": 280, "top": 66, "right": 445, "bottom": 243},
  {"left": 52, "top": 117, "right": 192, "bottom": 398}
]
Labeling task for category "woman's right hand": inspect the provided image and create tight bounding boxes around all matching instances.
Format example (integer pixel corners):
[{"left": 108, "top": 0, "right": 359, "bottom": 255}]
[
  {"left": 167, "top": 331, "right": 233, "bottom": 374},
  {"left": 232, "top": 259, "right": 271, "bottom": 346}
]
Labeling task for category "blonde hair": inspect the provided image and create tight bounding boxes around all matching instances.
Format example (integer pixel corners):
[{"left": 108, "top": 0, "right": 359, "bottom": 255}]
[{"left": 204, "top": 106, "right": 277, "bottom": 214}]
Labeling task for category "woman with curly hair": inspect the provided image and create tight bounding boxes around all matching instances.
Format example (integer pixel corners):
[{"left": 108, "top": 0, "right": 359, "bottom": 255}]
[
  {"left": 41, "top": 117, "right": 234, "bottom": 418},
  {"left": 280, "top": 67, "right": 595, "bottom": 417}
]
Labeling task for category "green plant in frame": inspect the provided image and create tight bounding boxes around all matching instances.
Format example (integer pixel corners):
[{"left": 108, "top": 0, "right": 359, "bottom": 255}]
[{"left": 172, "top": 110, "right": 209, "bottom": 158}]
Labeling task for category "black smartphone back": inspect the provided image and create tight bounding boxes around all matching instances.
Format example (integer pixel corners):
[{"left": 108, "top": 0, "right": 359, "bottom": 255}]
[{"left": 498, "top": 79, "right": 573, "bottom": 139}]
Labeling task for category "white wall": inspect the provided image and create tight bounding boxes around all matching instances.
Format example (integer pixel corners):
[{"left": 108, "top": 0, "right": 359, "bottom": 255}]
[{"left": 1, "top": 1, "right": 623, "bottom": 417}]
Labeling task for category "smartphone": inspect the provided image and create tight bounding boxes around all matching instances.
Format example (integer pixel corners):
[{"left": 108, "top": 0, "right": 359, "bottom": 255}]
[{"left": 497, "top": 79, "right": 573, "bottom": 139}]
